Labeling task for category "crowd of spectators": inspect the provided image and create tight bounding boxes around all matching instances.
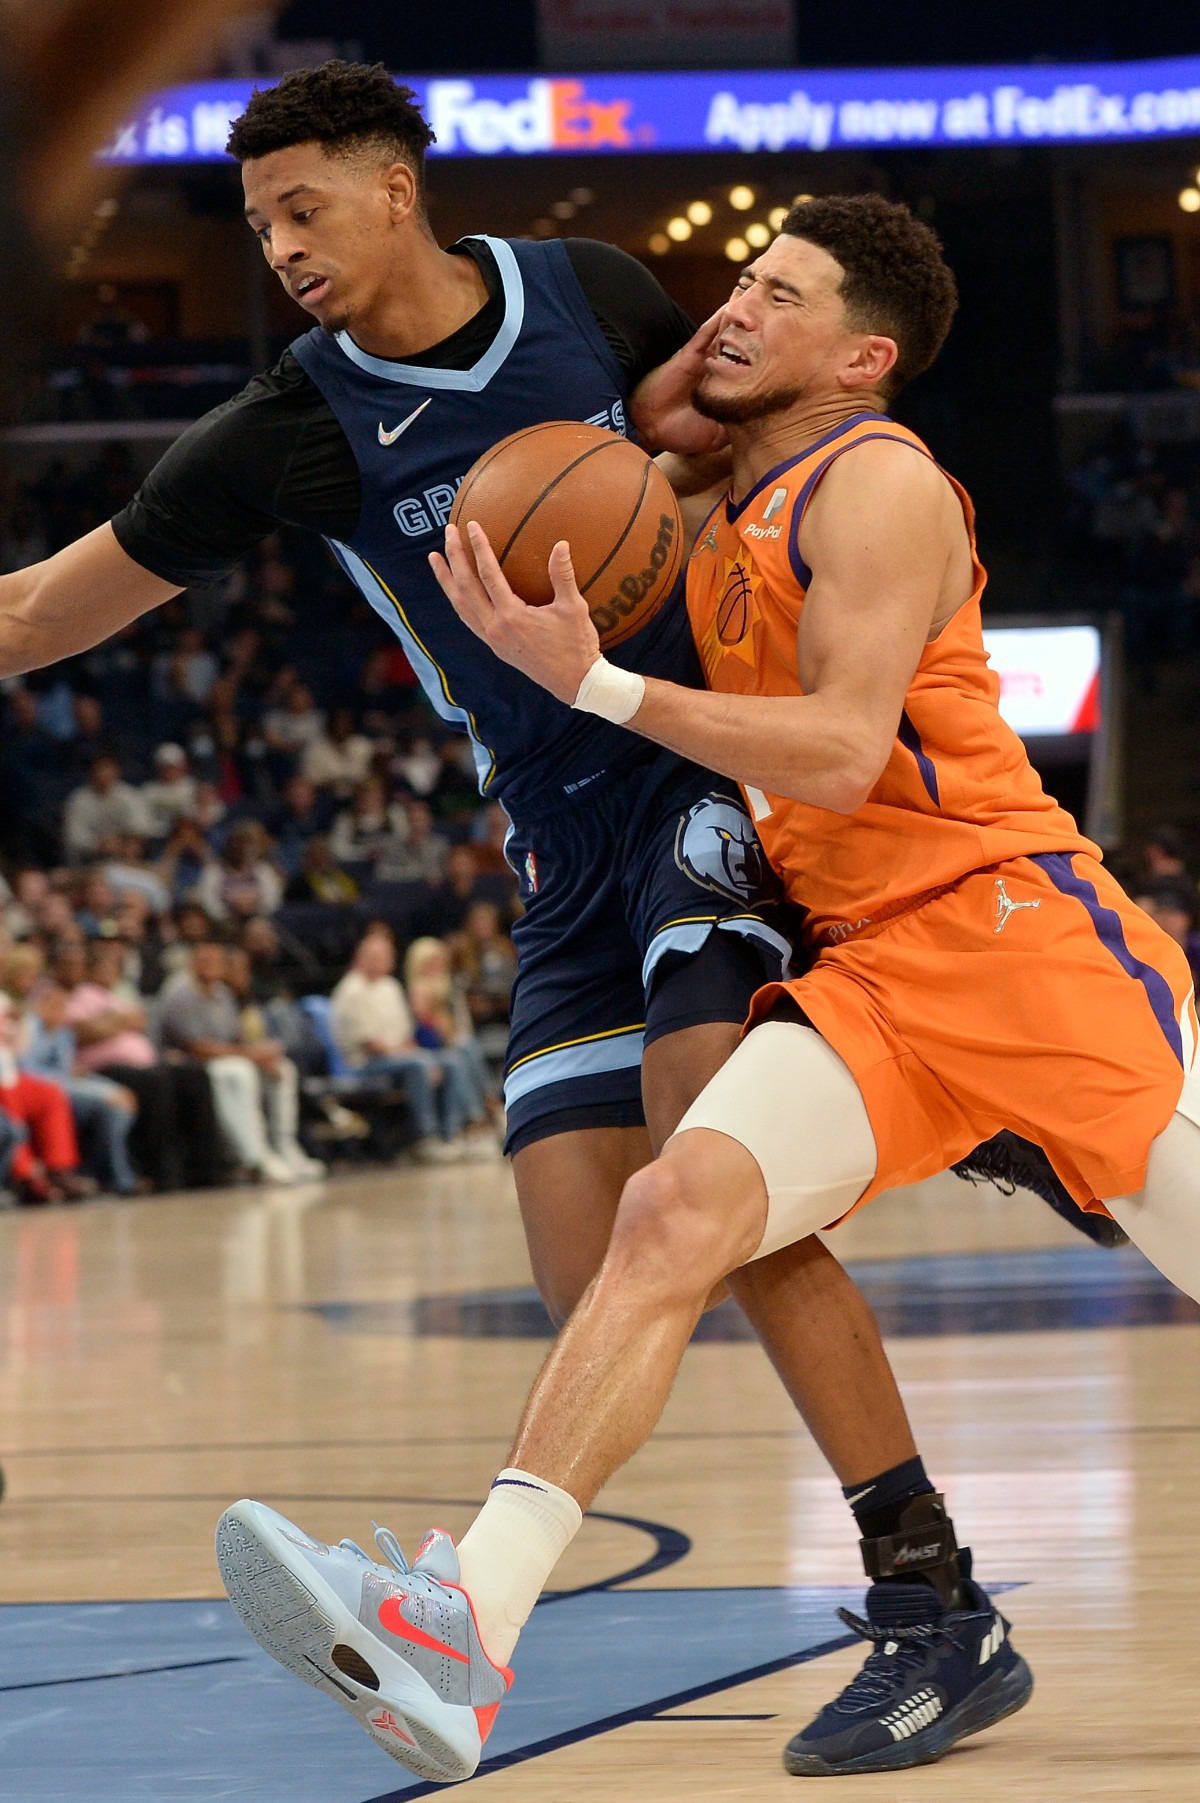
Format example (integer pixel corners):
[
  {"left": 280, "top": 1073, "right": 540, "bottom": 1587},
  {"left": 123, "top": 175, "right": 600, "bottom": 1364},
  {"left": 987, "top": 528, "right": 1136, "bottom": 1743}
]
[
  {"left": 0, "top": 448, "right": 520, "bottom": 1204},
  {"left": 1064, "top": 423, "right": 1200, "bottom": 669},
  {"left": 1111, "top": 825, "right": 1200, "bottom": 993},
  {"left": 1081, "top": 308, "right": 1200, "bottom": 396}
]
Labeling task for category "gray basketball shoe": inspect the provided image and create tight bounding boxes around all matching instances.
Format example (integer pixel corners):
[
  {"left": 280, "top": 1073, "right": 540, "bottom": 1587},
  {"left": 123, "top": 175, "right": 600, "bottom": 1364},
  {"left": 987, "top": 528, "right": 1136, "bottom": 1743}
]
[{"left": 215, "top": 1500, "right": 511, "bottom": 1783}]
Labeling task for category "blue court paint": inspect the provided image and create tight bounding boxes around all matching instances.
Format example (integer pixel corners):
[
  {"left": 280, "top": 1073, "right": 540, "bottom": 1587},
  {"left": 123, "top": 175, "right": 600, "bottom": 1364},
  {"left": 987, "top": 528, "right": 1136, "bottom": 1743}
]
[
  {"left": 307, "top": 1243, "right": 1200, "bottom": 1343},
  {"left": 0, "top": 1586, "right": 865, "bottom": 1801}
]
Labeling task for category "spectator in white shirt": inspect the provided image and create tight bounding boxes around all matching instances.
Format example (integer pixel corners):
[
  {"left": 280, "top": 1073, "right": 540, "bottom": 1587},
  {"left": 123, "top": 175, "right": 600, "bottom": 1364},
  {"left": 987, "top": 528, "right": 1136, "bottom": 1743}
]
[
  {"left": 103, "top": 833, "right": 171, "bottom": 917},
  {"left": 301, "top": 706, "right": 375, "bottom": 795},
  {"left": 375, "top": 797, "right": 450, "bottom": 885},
  {"left": 263, "top": 681, "right": 325, "bottom": 754},
  {"left": 195, "top": 823, "right": 283, "bottom": 922},
  {"left": 394, "top": 734, "right": 440, "bottom": 798},
  {"left": 139, "top": 743, "right": 199, "bottom": 839},
  {"left": 63, "top": 753, "right": 149, "bottom": 861},
  {"left": 330, "top": 928, "right": 466, "bottom": 1162},
  {"left": 329, "top": 776, "right": 407, "bottom": 867},
  {"left": 159, "top": 940, "right": 323, "bottom": 1185}
]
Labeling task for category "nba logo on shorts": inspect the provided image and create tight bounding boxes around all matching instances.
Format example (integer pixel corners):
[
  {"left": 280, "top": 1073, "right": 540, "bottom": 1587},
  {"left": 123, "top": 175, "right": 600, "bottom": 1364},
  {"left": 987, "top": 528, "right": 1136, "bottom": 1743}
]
[{"left": 525, "top": 850, "right": 539, "bottom": 894}]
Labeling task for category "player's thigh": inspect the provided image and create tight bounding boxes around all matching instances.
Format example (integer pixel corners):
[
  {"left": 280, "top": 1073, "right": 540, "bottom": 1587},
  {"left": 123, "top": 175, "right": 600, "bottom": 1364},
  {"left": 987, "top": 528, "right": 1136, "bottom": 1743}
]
[
  {"left": 640, "top": 1018, "right": 743, "bottom": 1151},
  {"left": 512, "top": 1123, "right": 653, "bottom": 1326}
]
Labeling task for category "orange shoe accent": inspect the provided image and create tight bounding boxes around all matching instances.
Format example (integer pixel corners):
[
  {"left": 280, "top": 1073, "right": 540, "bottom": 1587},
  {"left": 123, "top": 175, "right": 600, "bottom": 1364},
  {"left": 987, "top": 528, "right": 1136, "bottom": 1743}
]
[
  {"left": 377, "top": 1596, "right": 470, "bottom": 1664},
  {"left": 474, "top": 1700, "right": 503, "bottom": 1744},
  {"left": 368, "top": 1707, "right": 416, "bottom": 1746}
]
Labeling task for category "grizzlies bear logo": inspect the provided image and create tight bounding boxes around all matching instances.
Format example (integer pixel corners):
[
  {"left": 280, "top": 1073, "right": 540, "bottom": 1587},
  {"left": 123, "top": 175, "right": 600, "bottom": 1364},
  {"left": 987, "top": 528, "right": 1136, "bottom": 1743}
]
[{"left": 674, "top": 793, "right": 777, "bottom": 903}]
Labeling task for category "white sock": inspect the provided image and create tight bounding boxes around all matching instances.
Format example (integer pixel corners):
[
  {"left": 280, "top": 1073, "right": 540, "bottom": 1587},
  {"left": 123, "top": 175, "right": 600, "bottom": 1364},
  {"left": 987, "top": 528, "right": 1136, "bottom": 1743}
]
[{"left": 455, "top": 1468, "right": 583, "bottom": 1667}]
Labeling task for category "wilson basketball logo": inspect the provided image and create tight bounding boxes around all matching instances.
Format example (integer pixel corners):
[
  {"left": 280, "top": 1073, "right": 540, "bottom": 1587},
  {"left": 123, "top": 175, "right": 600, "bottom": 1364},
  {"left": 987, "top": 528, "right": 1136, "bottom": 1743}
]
[
  {"left": 716, "top": 563, "right": 755, "bottom": 645},
  {"left": 588, "top": 512, "right": 678, "bottom": 641}
]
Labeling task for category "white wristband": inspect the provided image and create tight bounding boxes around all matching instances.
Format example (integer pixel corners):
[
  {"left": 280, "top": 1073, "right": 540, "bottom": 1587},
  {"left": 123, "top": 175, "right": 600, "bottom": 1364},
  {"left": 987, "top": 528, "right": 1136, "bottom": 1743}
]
[{"left": 571, "top": 656, "right": 646, "bottom": 724}]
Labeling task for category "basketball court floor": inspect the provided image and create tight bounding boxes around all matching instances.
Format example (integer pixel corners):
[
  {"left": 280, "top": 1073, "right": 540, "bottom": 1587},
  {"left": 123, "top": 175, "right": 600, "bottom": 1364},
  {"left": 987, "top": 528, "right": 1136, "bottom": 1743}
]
[{"left": 0, "top": 1156, "right": 1196, "bottom": 1801}]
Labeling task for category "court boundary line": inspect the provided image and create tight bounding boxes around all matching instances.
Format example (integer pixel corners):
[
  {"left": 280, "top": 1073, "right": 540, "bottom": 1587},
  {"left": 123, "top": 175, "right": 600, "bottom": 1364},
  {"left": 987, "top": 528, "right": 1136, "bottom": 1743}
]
[
  {"left": 9, "top": 1418, "right": 1200, "bottom": 1461},
  {"left": 0, "top": 1654, "right": 246, "bottom": 1695}
]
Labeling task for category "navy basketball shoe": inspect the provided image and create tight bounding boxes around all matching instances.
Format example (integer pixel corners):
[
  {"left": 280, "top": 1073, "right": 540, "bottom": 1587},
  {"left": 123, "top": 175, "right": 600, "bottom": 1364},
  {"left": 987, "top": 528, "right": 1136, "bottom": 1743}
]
[{"left": 784, "top": 1499, "right": 1032, "bottom": 1777}]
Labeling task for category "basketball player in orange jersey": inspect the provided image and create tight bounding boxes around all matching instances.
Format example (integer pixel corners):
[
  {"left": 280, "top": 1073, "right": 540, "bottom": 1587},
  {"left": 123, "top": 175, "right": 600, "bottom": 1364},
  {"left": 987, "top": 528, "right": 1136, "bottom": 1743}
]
[{"left": 373, "top": 192, "right": 1198, "bottom": 1778}]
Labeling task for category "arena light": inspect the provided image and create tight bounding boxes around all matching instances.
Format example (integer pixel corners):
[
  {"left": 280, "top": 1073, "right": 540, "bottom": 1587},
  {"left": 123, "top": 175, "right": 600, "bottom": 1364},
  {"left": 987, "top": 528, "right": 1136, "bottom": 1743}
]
[
  {"left": 686, "top": 199, "right": 713, "bottom": 225},
  {"left": 724, "top": 236, "right": 750, "bottom": 262},
  {"left": 768, "top": 205, "right": 788, "bottom": 231},
  {"left": 792, "top": 192, "right": 814, "bottom": 205},
  {"left": 666, "top": 215, "right": 693, "bottom": 241},
  {"left": 728, "top": 184, "right": 755, "bottom": 211},
  {"left": 745, "top": 221, "right": 771, "bottom": 248},
  {"left": 648, "top": 231, "right": 670, "bottom": 255},
  {"left": 1179, "top": 186, "right": 1200, "bottom": 212},
  {"left": 570, "top": 186, "right": 595, "bottom": 205},
  {"left": 551, "top": 198, "right": 576, "bottom": 219}
]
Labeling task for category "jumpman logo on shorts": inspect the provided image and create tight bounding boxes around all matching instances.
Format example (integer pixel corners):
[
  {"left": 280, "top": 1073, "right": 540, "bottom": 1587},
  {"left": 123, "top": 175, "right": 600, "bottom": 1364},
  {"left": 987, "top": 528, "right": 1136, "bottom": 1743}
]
[{"left": 994, "top": 877, "right": 1041, "bottom": 935}]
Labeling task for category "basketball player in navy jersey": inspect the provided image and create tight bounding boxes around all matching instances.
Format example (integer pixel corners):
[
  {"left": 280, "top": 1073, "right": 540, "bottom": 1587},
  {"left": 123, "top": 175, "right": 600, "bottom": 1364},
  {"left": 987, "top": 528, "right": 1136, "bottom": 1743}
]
[{"left": 0, "top": 63, "right": 1083, "bottom": 1766}]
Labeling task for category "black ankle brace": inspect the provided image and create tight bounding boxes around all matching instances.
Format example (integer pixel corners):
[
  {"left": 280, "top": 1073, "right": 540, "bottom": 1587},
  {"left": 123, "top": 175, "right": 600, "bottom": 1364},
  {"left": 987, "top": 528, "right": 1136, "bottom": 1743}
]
[{"left": 859, "top": 1492, "right": 963, "bottom": 1608}]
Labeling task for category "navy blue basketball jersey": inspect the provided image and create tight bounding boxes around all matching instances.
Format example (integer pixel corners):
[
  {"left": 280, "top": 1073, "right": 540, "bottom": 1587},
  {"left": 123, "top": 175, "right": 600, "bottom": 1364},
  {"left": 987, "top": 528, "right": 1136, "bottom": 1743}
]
[{"left": 291, "top": 235, "right": 704, "bottom": 819}]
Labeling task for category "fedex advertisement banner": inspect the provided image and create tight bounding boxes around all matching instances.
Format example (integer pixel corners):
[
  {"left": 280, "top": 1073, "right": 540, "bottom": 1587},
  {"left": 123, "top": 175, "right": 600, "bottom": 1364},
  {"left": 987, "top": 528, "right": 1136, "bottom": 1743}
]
[
  {"left": 98, "top": 54, "right": 1200, "bottom": 164},
  {"left": 983, "top": 625, "right": 1101, "bottom": 739}
]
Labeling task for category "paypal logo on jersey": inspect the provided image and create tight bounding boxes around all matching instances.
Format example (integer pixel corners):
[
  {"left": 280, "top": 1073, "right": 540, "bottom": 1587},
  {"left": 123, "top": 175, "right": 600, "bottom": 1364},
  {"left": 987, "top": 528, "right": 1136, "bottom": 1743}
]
[{"left": 391, "top": 403, "right": 627, "bottom": 540}]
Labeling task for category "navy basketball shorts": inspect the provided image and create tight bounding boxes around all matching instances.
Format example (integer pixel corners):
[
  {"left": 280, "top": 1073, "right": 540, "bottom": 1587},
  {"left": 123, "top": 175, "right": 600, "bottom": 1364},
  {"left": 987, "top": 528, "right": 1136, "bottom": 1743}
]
[{"left": 502, "top": 748, "right": 795, "bottom": 1155}]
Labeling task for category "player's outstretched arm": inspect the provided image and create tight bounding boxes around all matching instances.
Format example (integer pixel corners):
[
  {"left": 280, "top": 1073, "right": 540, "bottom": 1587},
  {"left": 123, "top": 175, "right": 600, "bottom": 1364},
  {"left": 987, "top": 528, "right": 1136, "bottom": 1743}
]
[
  {"left": 434, "top": 441, "right": 963, "bottom": 812},
  {"left": 0, "top": 524, "right": 181, "bottom": 677}
]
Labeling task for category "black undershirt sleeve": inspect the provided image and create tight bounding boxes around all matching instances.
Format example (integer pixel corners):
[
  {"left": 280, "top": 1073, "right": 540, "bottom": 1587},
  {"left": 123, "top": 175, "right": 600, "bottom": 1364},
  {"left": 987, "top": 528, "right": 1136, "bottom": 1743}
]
[
  {"left": 561, "top": 238, "right": 696, "bottom": 384},
  {"left": 110, "top": 352, "right": 359, "bottom": 587}
]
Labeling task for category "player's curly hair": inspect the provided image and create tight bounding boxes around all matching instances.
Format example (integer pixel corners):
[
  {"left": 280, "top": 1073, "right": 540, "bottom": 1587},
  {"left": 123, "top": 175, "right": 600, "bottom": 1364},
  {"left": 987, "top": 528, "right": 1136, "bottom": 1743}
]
[
  {"left": 781, "top": 193, "right": 957, "bottom": 395},
  {"left": 226, "top": 60, "right": 436, "bottom": 193}
]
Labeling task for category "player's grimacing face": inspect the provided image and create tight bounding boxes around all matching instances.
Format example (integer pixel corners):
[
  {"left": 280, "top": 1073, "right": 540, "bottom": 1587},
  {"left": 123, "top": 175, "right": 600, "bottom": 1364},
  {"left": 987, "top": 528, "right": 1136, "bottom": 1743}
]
[
  {"left": 695, "top": 235, "right": 865, "bottom": 424},
  {"left": 241, "top": 142, "right": 403, "bottom": 336}
]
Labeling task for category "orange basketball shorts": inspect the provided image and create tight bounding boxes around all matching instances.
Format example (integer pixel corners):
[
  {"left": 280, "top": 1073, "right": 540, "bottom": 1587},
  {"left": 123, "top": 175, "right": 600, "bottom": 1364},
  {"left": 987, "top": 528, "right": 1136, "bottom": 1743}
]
[{"left": 748, "top": 852, "right": 1196, "bottom": 1215}]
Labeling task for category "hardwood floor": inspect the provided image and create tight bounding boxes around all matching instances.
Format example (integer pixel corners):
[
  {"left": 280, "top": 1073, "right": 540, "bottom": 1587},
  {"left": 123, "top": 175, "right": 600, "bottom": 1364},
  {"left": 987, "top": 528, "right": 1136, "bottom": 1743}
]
[{"left": 0, "top": 1161, "right": 1194, "bottom": 1799}]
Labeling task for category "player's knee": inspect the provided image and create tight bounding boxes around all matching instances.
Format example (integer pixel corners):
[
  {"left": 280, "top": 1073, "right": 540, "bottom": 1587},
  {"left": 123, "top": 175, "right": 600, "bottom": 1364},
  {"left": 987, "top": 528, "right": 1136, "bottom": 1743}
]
[
  {"left": 531, "top": 1261, "right": 588, "bottom": 1329},
  {"left": 605, "top": 1154, "right": 737, "bottom": 1299}
]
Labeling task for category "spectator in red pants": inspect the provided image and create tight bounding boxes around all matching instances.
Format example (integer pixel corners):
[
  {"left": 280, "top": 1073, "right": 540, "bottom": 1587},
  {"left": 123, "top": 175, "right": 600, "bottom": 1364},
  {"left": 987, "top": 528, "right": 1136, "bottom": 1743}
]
[{"left": 0, "top": 996, "right": 92, "bottom": 1204}]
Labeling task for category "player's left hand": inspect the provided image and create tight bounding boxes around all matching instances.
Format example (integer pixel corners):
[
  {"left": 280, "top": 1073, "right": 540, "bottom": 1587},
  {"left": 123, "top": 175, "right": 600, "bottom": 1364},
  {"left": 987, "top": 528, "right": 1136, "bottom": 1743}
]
[
  {"left": 431, "top": 522, "right": 601, "bottom": 705},
  {"left": 629, "top": 309, "right": 731, "bottom": 455}
]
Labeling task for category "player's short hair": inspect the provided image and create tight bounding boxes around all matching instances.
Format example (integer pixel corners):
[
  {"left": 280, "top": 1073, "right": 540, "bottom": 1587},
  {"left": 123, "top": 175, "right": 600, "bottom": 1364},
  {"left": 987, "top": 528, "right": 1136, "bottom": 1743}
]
[
  {"left": 781, "top": 193, "right": 958, "bottom": 396},
  {"left": 226, "top": 60, "right": 436, "bottom": 198}
]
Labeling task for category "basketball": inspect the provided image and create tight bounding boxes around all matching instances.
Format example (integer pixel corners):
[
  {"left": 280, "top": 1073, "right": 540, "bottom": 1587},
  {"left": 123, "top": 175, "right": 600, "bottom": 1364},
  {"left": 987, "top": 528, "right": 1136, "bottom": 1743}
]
[{"left": 450, "top": 420, "right": 684, "bottom": 649}]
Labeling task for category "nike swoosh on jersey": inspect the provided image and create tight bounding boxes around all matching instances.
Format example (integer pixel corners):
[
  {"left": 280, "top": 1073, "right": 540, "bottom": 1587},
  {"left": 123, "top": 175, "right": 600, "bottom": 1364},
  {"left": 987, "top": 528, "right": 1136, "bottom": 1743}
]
[
  {"left": 378, "top": 397, "right": 432, "bottom": 445},
  {"left": 377, "top": 1596, "right": 470, "bottom": 1663}
]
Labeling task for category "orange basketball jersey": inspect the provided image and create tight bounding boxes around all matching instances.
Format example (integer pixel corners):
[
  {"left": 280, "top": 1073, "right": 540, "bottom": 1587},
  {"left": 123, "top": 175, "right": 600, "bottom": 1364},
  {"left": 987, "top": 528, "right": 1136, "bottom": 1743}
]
[{"left": 686, "top": 412, "right": 1096, "bottom": 946}]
